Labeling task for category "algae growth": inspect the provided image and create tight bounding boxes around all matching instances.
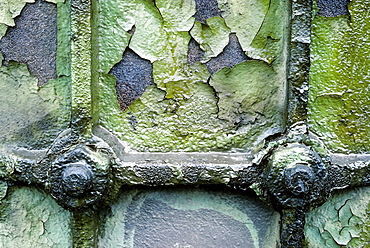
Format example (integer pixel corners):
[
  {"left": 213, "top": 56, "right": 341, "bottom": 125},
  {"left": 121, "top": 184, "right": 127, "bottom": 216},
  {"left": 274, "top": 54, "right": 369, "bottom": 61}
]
[
  {"left": 308, "top": 0, "right": 370, "bottom": 154},
  {"left": 97, "top": 0, "right": 289, "bottom": 152}
]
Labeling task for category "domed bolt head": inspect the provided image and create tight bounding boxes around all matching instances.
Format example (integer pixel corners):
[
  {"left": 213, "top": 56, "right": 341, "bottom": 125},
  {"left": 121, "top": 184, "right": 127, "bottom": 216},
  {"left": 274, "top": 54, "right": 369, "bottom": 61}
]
[
  {"left": 62, "top": 162, "right": 93, "bottom": 197},
  {"left": 284, "top": 164, "right": 314, "bottom": 196}
]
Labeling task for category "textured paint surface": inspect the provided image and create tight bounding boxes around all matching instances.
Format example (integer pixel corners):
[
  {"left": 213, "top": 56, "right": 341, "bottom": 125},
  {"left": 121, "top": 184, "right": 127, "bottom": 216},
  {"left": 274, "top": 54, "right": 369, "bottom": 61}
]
[
  {"left": 0, "top": 0, "right": 62, "bottom": 27},
  {"left": 0, "top": 0, "right": 57, "bottom": 85},
  {"left": 0, "top": 186, "right": 72, "bottom": 248},
  {"left": 98, "top": 0, "right": 289, "bottom": 152},
  {"left": 308, "top": 0, "right": 370, "bottom": 153},
  {"left": 305, "top": 187, "right": 370, "bottom": 247},
  {"left": 98, "top": 187, "right": 280, "bottom": 248},
  {"left": 0, "top": 0, "right": 70, "bottom": 149},
  {"left": 0, "top": 62, "right": 69, "bottom": 148}
]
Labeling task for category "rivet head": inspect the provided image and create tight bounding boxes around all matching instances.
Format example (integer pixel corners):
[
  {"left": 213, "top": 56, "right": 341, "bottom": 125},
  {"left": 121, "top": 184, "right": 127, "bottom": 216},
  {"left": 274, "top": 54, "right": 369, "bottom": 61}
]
[
  {"left": 62, "top": 162, "right": 93, "bottom": 197},
  {"left": 284, "top": 164, "right": 314, "bottom": 196}
]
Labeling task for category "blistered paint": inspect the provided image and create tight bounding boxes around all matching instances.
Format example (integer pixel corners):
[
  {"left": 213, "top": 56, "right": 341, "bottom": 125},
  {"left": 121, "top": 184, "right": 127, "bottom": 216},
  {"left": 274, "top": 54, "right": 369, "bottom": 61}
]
[
  {"left": 97, "top": 0, "right": 289, "bottom": 152},
  {"left": 308, "top": 0, "right": 370, "bottom": 153},
  {"left": 305, "top": 187, "right": 370, "bottom": 247}
]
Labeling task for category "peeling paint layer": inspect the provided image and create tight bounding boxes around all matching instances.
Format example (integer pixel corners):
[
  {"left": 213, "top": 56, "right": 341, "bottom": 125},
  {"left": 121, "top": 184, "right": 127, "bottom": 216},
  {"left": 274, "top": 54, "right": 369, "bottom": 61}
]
[
  {"left": 206, "top": 33, "right": 250, "bottom": 74},
  {"left": 0, "top": 0, "right": 57, "bottom": 86},
  {"left": 305, "top": 187, "right": 370, "bottom": 247},
  {"left": 0, "top": 0, "right": 71, "bottom": 149},
  {"left": 0, "top": 62, "right": 70, "bottom": 149},
  {"left": 194, "top": 0, "right": 221, "bottom": 23},
  {"left": 98, "top": 0, "right": 289, "bottom": 152},
  {"left": 0, "top": 186, "right": 72, "bottom": 248}
]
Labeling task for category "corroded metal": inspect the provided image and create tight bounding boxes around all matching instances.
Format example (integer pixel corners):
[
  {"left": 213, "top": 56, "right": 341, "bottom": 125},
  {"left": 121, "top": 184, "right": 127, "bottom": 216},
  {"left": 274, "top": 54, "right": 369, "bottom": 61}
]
[
  {"left": 287, "top": 0, "right": 312, "bottom": 126},
  {"left": 260, "top": 143, "right": 329, "bottom": 210},
  {"left": 48, "top": 139, "right": 113, "bottom": 209},
  {"left": 62, "top": 162, "right": 93, "bottom": 197},
  {"left": 0, "top": 1, "right": 369, "bottom": 248}
]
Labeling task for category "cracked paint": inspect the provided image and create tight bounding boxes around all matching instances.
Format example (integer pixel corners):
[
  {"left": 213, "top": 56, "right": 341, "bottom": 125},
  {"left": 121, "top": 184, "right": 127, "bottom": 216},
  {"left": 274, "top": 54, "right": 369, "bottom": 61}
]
[
  {"left": 0, "top": 186, "right": 72, "bottom": 247},
  {"left": 97, "top": 0, "right": 289, "bottom": 152},
  {"left": 305, "top": 187, "right": 370, "bottom": 247}
]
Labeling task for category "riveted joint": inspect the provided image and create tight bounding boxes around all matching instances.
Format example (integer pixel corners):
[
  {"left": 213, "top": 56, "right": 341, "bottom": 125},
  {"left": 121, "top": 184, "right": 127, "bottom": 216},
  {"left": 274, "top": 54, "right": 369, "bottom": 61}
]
[
  {"left": 61, "top": 161, "right": 93, "bottom": 197},
  {"left": 48, "top": 138, "right": 114, "bottom": 209},
  {"left": 259, "top": 143, "right": 330, "bottom": 210}
]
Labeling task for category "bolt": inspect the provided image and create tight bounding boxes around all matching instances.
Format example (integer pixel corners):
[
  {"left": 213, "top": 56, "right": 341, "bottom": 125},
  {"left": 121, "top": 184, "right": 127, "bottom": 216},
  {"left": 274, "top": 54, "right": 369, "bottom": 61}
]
[
  {"left": 62, "top": 162, "right": 93, "bottom": 197},
  {"left": 284, "top": 164, "right": 314, "bottom": 196}
]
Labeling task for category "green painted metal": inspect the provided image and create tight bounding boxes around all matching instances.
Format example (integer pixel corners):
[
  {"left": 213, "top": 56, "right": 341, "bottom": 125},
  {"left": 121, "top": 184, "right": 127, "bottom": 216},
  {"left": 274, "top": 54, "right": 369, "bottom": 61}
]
[
  {"left": 97, "top": 0, "right": 289, "bottom": 152},
  {"left": 308, "top": 0, "right": 370, "bottom": 154},
  {"left": 305, "top": 187, "right": 370, "bottom": 247},
  {"left": 0, "top": 0, "right": 369, "bottom": 247},
  {"left": 0, "top": 186, "right": 72, "bottom": 248},
  {"left": 70, "top": 0, "right": 93, "bottom": 136}
]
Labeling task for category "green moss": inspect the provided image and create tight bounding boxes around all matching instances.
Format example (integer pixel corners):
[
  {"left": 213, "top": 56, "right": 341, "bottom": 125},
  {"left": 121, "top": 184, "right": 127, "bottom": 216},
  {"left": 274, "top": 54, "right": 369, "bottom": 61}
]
[
  {"left": 308, "top": 0, "right": 370, "bottom": 153},
  {"left": 71, "top": 210, "right": 99, "bottom": 248},
  {"left": 70, "top": 0, "right": 93, "bottom": 136}
]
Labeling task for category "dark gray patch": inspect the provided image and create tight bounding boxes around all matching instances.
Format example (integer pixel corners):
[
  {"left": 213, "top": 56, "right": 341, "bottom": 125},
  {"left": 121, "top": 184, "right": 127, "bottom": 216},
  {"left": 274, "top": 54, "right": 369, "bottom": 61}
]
[
  {"left": 0, "top": 0, "right": 57, "bottom": 86},
  {"left": 206, "top": 33, "right": 250, "bottom": 74},
  {"left": 135, "top": 164, "right": 174, "bottom": 185},
  {"left": 110, "top": 49, "right": 154, "bottom": 111},
  {"left": 194, "top": 0, "right": 222, "bottom": 23},
  {"left": 131, "top": 198, "right": 255, "bottom": 248},
  {"left": 181, "top": 165, "right": 204, "bottom": 183},
  {"left": 317, "top": 0, "right": 349, "bottom": 17},
  {"left": 187, "top": 38, "right": 205, "bottom": 64},
  {"left": 127, "top": 114, "right": 138, "bottom": 130}
]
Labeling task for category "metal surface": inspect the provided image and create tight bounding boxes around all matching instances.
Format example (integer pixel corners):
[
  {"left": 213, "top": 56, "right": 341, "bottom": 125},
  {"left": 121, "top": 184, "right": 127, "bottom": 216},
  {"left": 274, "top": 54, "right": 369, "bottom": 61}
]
[{"left": 0, "top": 0, "right": 368, "bottom": 247}]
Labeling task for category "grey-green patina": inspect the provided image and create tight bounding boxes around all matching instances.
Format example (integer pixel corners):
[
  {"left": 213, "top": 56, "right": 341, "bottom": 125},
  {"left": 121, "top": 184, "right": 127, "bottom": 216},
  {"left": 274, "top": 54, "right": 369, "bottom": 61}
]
[
  {"left": 0, "top": 1, "right": 369, "bottom": 248},
  {"left": 305, "top": 187, "right": 370, "bottom": 247}
]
